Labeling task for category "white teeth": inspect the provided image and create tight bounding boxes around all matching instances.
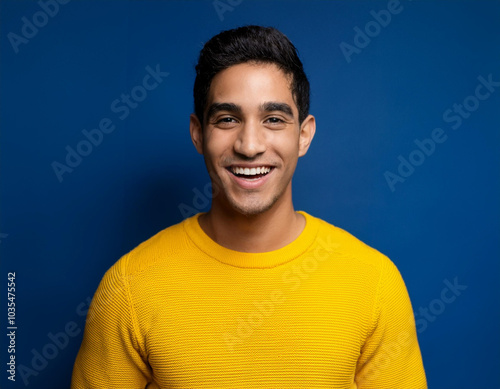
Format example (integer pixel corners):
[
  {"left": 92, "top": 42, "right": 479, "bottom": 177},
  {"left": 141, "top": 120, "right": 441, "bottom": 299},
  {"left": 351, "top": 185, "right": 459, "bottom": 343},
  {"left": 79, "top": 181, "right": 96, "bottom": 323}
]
[{"left": 231, "top": 166, "right": 271, "bottom": 176}]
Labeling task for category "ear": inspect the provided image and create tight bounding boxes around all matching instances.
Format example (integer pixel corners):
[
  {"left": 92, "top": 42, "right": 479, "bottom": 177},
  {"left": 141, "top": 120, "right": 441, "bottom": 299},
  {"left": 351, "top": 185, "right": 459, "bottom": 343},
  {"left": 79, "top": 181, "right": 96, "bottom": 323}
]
[
  {"left": 190, "top": 114, "right": 204, "bottom": 155},
  {"left": 298, "top": 114, "right": 316, "bottom": 157}
]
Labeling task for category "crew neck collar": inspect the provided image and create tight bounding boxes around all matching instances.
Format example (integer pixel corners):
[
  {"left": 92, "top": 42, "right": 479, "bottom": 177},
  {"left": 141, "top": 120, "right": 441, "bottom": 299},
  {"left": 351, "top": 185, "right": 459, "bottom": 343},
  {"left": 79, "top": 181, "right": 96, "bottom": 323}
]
[{"left": 183, "top": 211, "right": 319, "bottom": 269}]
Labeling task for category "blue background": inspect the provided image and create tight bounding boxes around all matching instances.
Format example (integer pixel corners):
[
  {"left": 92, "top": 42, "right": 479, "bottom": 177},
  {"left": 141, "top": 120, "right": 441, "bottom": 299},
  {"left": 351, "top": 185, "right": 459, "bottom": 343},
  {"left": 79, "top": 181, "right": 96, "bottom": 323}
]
[{"left": 1, "top": 0, "right": 499, "bottom": 388}]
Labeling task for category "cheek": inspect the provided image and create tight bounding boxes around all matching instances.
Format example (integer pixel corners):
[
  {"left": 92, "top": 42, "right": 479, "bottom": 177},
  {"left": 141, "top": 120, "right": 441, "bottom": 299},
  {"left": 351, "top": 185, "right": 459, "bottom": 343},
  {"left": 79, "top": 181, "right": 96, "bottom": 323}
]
[
  {"left": 270, "top": 133, "right": 300, "bottom": 158},
  {"left": 204, "top": 135, "right": 233, "bottom": 165}
]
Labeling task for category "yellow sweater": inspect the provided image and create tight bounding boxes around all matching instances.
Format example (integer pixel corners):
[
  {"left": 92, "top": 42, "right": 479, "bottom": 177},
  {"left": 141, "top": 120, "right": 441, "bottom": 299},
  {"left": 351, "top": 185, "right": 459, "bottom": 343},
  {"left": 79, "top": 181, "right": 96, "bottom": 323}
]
[{"left": 72, "top": 211, "right": 426, "bottom": 388}]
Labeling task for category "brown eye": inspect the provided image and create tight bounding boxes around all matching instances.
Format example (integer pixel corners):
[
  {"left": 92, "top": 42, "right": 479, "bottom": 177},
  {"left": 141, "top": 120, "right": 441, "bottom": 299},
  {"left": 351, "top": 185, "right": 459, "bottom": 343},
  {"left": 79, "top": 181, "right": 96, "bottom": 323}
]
[
  {"left": 215, "top": 117, "right": 238, "bottom": 128},
  {"left": 265, "top": 117, "right": 286, "bottom": 127},
  {"left": 218, "top": 117, "right": 236, "bottom": 123}
]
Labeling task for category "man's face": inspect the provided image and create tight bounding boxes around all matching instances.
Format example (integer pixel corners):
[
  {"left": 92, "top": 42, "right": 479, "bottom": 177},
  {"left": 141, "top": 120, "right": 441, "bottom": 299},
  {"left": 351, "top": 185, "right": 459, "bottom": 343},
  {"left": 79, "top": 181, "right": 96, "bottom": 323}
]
[{"left": 190, "top": 62, "right": 315, "bottom": 217}]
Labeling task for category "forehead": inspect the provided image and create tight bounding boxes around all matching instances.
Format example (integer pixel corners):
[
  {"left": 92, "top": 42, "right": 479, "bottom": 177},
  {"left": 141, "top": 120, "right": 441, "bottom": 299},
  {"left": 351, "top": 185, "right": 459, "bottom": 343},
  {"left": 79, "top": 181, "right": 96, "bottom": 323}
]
[{"left": 207, "top": 62, "right": 296, "bottom": 111}]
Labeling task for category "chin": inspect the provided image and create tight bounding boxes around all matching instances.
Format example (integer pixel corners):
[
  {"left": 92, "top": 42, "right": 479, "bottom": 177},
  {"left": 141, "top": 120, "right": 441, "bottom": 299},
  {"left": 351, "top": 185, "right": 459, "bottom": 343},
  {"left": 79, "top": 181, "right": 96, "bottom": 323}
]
[{"left": 226, "top": 194, "right": 280, "bottom": 217}]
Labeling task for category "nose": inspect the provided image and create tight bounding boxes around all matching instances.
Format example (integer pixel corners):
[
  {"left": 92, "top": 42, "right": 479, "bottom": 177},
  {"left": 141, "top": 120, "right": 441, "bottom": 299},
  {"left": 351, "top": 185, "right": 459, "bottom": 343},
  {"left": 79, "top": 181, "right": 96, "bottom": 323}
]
[{"left": 233, "top": 120, "right": 266, "bottom": 158}]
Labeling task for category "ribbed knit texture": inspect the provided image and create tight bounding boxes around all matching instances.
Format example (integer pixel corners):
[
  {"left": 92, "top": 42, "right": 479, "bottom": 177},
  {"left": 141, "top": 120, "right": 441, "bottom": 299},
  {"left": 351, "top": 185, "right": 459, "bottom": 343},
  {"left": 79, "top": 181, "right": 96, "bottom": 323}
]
[{"left": 72, "top": 211, "right": 426, "bottom": 388}]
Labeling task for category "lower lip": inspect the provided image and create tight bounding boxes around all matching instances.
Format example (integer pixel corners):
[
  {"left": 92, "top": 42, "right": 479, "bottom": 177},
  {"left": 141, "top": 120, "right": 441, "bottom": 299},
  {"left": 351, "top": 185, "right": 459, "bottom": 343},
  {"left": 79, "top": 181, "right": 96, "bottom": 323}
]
[{"left": 227, "top": 168, "right": 274, "bottom": 189}]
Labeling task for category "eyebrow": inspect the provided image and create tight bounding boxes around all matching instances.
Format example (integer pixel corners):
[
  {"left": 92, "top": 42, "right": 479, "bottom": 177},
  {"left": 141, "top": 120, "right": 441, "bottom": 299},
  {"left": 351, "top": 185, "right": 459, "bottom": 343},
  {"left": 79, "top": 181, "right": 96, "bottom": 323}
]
[
  {"left": 206, "top": 103, "right": 242, "bottom": 122},
  {"left": 206, "top": 101, "right": 294, "bottom": 121},
  {"left": 261, "top": 102, "right": 294, "bottom": 118}
]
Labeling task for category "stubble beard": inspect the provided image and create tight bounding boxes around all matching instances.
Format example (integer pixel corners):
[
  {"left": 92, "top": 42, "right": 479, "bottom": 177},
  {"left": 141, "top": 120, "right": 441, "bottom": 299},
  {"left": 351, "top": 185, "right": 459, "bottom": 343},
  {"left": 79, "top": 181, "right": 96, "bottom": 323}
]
[
  {"left": 219, "top": 170, "right": 294, "bottom": 217},
  {"left": 207, "top": 160, "right": 292, "bottom": 217},
  {"left": 225, "top": 190, "right": 282, "bottom": 217}
]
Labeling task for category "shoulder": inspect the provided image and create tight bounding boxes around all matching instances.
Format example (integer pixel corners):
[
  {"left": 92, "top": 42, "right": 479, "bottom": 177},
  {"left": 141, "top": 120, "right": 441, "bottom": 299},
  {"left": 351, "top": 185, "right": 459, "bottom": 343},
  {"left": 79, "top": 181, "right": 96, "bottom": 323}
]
[
  {"left": 307, "top": 213, "right": 410, "bottom": 309},
  {"left": 304, "top": 212, "right": 398, "bottom": 276},
  {"left": 110, "top": 216, "right": 195, "bottom": 279}
]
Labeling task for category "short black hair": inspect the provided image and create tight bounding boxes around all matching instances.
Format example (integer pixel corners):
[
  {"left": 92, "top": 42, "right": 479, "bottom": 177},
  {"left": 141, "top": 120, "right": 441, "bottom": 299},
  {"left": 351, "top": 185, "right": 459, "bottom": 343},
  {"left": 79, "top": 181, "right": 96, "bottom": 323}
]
[{"left": 193, "top": 25, "right": 310, "bottom": 126}]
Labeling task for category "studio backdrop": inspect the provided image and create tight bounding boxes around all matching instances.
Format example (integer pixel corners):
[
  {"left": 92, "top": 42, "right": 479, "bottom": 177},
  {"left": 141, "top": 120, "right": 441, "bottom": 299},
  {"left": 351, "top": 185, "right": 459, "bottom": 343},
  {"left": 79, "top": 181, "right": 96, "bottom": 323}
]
[{"left": 1, "top": 1, "right": 499, "bottom": 388}]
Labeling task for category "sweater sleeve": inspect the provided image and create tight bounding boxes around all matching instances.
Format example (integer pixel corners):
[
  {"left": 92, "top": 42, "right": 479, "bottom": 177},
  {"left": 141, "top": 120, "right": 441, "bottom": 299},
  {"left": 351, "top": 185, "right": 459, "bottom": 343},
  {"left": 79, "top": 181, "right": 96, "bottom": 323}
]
[
  {"left": 355, "top": 258, "right": 427, "bottom": 389},
  {"left": 71, "top": 255, "right": 152, "bottom": 388}
]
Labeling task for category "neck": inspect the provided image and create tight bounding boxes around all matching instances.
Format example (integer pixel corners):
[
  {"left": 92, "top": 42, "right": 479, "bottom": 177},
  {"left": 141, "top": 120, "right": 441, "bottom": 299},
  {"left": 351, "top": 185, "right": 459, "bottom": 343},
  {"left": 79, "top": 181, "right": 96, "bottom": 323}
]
[{"left": 198, "top": 189, "right": 305, "bottom": 253}]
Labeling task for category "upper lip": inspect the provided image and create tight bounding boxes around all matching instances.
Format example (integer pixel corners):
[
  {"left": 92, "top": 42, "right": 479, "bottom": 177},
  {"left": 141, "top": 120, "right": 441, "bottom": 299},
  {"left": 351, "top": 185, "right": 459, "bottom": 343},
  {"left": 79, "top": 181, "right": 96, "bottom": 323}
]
[{"left": 226, "top": 164, "right": 275, "bottom": 168}]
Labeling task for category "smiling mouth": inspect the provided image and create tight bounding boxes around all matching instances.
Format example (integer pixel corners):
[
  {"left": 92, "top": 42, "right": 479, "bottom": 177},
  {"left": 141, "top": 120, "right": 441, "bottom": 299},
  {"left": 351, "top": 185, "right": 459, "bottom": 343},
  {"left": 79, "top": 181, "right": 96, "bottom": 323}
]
[{"left": 227, "top": 166, "right": 274, "bottom": 180}]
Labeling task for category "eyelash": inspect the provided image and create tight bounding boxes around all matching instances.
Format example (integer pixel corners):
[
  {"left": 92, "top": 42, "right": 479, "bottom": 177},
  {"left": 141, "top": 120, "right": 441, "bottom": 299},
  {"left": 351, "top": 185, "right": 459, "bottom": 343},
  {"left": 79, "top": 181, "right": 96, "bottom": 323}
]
[
  {"left": 215, "top": 116, "right": 285, "bottom": 124},
  {"left": 266, "top": 117, "right": 285, "bottom": 124},
  {"left": 217, "top": 117, "right": 237, "bottom": 124}
]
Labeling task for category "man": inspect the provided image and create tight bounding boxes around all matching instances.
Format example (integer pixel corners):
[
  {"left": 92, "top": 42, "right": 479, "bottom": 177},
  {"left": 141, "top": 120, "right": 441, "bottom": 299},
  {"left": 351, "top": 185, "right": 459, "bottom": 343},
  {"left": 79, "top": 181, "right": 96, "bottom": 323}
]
[{"left": 72, "top": 26, "right": 427, "bottom": 388}]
